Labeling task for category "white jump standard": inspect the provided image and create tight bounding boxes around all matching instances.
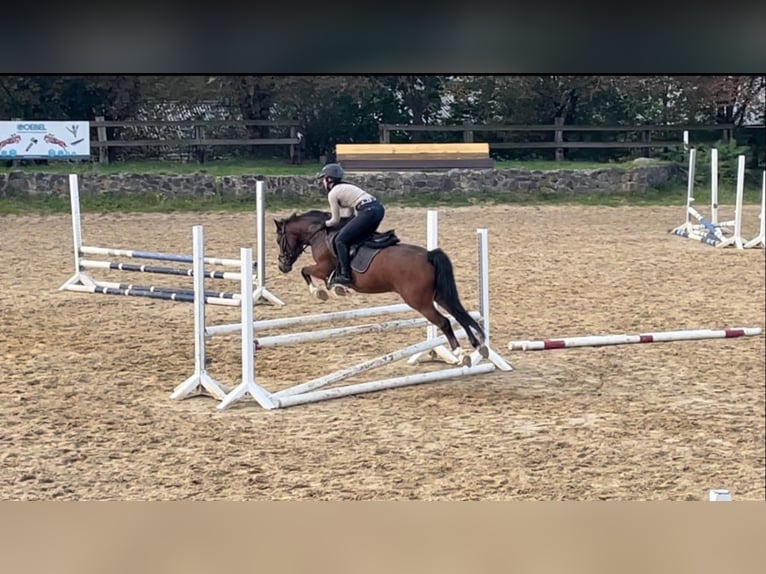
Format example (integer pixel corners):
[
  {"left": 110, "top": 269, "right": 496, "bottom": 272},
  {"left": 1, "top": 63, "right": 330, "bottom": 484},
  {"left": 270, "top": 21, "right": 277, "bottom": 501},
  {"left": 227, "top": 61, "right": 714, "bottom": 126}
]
[
  {"left": 670, "top": 148, "right": 727, "bottom": 246},
  {"left": 170, "top": 226, "right": 233, "bottom": 401},
  {"left": 715, "top": 155, "right": 746, "bottom": 249},
  {"left": 743, "top": 171, "right": 766, "bottom": 249},
  {"left": 670, "top": 150, "right": 761, "bottom": 250},
  {"left": 59, "top": 174, "right": 285, "bottom": 306},
  {"left": 508, "top": 327, "right": 762, "bottom": 351}
]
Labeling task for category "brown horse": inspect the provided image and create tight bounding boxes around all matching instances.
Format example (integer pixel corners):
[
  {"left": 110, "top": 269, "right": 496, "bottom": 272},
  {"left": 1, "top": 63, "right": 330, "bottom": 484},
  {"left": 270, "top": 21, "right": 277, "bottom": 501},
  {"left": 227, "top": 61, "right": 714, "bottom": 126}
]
[{"left": 274, "top": 210, "right": 488, "bottom": 364}]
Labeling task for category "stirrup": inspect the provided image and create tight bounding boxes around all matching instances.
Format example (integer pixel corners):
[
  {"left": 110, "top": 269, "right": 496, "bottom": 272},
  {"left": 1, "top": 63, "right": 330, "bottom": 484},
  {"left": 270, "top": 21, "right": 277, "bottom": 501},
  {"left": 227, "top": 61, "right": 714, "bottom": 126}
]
[{"left": 330, "top": 268, "right": 353, "bottom": 286}]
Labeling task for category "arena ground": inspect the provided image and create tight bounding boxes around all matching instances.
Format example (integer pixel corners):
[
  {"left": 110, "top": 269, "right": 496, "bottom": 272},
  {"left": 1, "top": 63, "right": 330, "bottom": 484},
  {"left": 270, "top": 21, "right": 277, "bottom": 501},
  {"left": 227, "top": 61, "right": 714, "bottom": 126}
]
[{"left": 1, "top": 203, "right": 763, "bottom": 500}]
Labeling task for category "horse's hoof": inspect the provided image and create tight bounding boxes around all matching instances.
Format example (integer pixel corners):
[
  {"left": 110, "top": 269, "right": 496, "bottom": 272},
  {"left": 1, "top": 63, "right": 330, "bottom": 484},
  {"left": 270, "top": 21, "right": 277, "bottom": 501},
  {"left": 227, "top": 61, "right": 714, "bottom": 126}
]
[
  {"left": 461, "top": 354, "right": 472, "bottom": 367},
  {"left": 332, "top": 285, "right": 349, "bottom": 297},
  {"left": 478, "top": 345, "right": 489, "bottom": 359},
  {"left": 314, "top": 288, "right": 329, "bottom": 301}
]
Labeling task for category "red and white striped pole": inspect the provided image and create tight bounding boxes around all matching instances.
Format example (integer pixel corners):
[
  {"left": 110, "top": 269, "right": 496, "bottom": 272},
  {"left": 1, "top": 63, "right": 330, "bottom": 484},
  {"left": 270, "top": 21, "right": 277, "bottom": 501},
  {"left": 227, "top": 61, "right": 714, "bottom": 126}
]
[{"left": 508, "top": 327, "right": 762, "bottom": 351}]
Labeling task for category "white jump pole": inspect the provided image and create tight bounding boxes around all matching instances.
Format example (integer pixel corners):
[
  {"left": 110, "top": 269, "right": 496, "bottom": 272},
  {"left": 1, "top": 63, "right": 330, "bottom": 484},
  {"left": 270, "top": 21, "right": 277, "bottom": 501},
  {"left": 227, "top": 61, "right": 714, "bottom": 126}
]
[
  {"left": 78, "top": 246, "right": 242, "bottom": 267},
  {"left": 717, "top": 155, "right": 746, "bottom": 249},
  {"left": 744, "top": 171, "right": 766, "bottom": 249},
  {"left": 170, "top": 226, "right": 231, "bottom": 401},
  {"left": 217, "top": 246, "right": 276, "bottom": 410},
  {"left": 206, "top": 303, "right": 414, "bottom": 338},
  {"left": 254, "top": 312, "right": 480, "bottom": 349},
  {"left": 508, "top": 327, "right": 762, "bottom": 351},
  {"left": 253, "top": 180, "right": 285, "bottom": 307},
  {"left": 274, "top": 363, "right": 497, "bottom": 409},
  {"left": 272, "top": 330, "right": 471, "bottom": 402},
  {"left": 65, "top": 282, "right": 242, "bottom": 306}
]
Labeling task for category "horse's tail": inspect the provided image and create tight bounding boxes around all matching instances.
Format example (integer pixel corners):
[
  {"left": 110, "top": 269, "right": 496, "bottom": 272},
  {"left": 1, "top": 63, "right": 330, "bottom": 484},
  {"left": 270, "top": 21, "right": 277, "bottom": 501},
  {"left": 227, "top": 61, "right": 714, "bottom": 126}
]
[{"left": 427, "top": 248, "right": 486, "bottom": 346}]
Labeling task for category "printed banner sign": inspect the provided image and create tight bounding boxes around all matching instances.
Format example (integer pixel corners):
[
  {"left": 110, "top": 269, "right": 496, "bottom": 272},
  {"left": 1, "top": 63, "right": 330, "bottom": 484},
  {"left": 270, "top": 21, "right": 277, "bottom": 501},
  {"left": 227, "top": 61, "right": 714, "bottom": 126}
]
[{"left": 0, "top": 121, "right": 90, "bottom": 159}]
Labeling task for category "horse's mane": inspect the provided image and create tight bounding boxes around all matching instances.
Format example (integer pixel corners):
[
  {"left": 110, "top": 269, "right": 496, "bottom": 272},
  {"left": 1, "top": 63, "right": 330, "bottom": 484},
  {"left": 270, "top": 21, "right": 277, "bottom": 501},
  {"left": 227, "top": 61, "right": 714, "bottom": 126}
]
[{"left": 284, "top": 209, "right": 352, "bottom": 226}]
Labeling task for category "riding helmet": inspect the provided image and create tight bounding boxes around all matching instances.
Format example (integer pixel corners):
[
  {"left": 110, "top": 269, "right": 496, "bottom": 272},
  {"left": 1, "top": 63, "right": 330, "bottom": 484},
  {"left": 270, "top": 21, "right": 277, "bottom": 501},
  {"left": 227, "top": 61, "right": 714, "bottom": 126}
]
[{"left": 318, "top": 163, "right": 344, "bottom": 180}]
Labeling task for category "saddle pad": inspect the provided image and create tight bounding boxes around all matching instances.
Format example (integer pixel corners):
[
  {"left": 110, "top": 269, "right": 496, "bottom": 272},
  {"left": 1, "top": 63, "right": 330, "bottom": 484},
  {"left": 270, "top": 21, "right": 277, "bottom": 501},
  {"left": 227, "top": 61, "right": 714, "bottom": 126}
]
[
  {"left": 350, "top": 246, "right": 384, "bottom": 273},
  {"left": 325, "top": 229, "right": 400, "bottom": 274}
]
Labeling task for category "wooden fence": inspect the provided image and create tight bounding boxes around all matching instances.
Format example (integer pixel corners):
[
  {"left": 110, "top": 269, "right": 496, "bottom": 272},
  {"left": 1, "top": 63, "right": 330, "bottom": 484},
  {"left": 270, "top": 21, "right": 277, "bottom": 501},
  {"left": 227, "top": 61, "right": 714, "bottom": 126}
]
[
  {"left": 378, "top": 121, "right": 738, "bottom": 160},
  {"left": 91, "top": 117, "right": 303, "bottom": 164},
  {"left": 72, "top": 118, "right": 760, "bottom": 166}
]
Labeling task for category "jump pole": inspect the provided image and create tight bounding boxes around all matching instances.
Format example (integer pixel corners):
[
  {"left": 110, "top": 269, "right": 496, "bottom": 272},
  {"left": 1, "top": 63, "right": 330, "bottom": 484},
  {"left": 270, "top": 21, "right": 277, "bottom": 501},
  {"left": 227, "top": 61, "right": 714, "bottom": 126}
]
[
  {"left": 274, "top": 363, "right": 497, "bottom": 409},
  {"left": 254, "top": 313, "right": 481, "bottom": 349},
  {"left": 271, "top": 330, "right": 473, "bottom": 402},
  {"left": 744, "top": 170, "right": 766, "bottom": 249},
  {"left": 78, "top": 259, "right": 248, "bottom": 281},
  {"left": 65, "top": 282, "right": 241, "bottom": 306},
  {"left": 508, "top": 327, "right": 762, "bottom": 351}
]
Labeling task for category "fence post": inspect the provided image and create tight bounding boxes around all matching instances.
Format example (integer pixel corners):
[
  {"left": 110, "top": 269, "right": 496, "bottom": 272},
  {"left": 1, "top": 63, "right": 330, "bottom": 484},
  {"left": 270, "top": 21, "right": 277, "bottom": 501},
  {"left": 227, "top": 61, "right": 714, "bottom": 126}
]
[
  {"left": 379, "top": 124, "right": 390, "bottom": 144},
  {"left": 289, "top": 125, "right": 297, "bottom": 163},
  {"left": 463, "top": 122, "right": 474, "bottom": 143},
  {"left": 641, "top": 128, "right": 652, "bottom": 157},
  {"left": 95, "top": 116, "right": 109, "bottom": 165},
  {"left": 554, "top": 116, "right": 564, "bottom": 161},
  {"left": 194, "top": 124, "right": 206, "bottom": 163}
]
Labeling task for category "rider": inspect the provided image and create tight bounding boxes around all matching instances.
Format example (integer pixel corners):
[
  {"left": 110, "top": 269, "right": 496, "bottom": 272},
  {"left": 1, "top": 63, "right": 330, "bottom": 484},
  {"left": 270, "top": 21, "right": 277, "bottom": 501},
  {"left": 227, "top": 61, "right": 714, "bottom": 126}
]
[{"left": 318, "top": 163, "right": 385, "bottom": 287}]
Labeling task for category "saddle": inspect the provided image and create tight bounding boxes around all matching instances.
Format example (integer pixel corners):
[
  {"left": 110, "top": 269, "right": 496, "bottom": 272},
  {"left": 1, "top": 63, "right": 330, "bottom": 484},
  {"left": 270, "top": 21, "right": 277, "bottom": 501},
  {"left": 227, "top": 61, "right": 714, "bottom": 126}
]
[{"left": 326, "top": 228, "right": 400, "bottom": 273}]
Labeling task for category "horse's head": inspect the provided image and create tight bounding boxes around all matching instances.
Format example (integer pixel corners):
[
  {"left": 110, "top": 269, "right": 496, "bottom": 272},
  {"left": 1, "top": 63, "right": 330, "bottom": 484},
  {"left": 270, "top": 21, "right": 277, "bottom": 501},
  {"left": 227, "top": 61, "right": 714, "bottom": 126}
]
[{"left": 274, "top": 210, "right": 329, "bottom": 273}]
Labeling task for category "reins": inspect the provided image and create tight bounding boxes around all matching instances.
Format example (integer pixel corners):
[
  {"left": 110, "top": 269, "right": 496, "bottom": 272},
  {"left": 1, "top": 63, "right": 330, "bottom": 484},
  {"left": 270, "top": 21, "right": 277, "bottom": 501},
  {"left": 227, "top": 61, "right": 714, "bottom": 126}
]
[{"left": 282, "top": 220, "right": 328, "bottom": 265}]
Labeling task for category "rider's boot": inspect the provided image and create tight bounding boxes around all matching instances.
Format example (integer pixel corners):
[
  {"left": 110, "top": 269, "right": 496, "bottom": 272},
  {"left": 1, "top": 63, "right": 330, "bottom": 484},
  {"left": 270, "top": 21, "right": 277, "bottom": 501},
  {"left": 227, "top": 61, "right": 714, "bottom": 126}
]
[{"left": 332, "top": 242, "right": 353, "bottom": 287}]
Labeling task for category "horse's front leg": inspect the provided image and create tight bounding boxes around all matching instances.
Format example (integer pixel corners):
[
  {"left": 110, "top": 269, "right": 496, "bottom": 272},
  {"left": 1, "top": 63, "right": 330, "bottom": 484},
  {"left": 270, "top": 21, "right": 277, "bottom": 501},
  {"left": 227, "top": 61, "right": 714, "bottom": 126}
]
[{"left": 301, "top": 264, "right": 332, "bottom": 301}]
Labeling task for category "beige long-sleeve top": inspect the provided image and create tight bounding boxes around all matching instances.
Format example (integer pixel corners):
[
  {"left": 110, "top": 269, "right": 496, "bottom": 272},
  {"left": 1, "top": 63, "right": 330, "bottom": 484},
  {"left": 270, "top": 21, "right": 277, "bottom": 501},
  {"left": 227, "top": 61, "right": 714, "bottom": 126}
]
[{"left": 325, "top": 183, "right": 376, "bottom": 226}]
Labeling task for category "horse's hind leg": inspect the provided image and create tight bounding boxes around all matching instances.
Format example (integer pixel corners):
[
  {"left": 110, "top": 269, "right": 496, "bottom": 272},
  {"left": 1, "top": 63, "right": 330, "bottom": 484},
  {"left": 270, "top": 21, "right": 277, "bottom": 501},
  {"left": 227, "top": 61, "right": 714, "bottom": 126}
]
[
  {"left": 407, "top": 296, "right": 472, "bottom": 367},
  {"left": 433, "top": 294, "right": 488, "bottom": 358}
]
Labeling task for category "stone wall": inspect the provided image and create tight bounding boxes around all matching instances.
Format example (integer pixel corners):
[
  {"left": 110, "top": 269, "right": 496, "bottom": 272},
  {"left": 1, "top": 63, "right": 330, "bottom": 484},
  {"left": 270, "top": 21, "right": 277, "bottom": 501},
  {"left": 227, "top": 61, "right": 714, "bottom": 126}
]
[{"left": 0, "top": 162, "right": 681, "bottom": 199}]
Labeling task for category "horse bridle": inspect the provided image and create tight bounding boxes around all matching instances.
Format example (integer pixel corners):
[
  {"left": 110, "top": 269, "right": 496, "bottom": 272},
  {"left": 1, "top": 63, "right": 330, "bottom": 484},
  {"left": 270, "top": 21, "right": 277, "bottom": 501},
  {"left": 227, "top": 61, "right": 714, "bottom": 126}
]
[{"left": 278, "top": 221, "right": 326, "bottom": 268}]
